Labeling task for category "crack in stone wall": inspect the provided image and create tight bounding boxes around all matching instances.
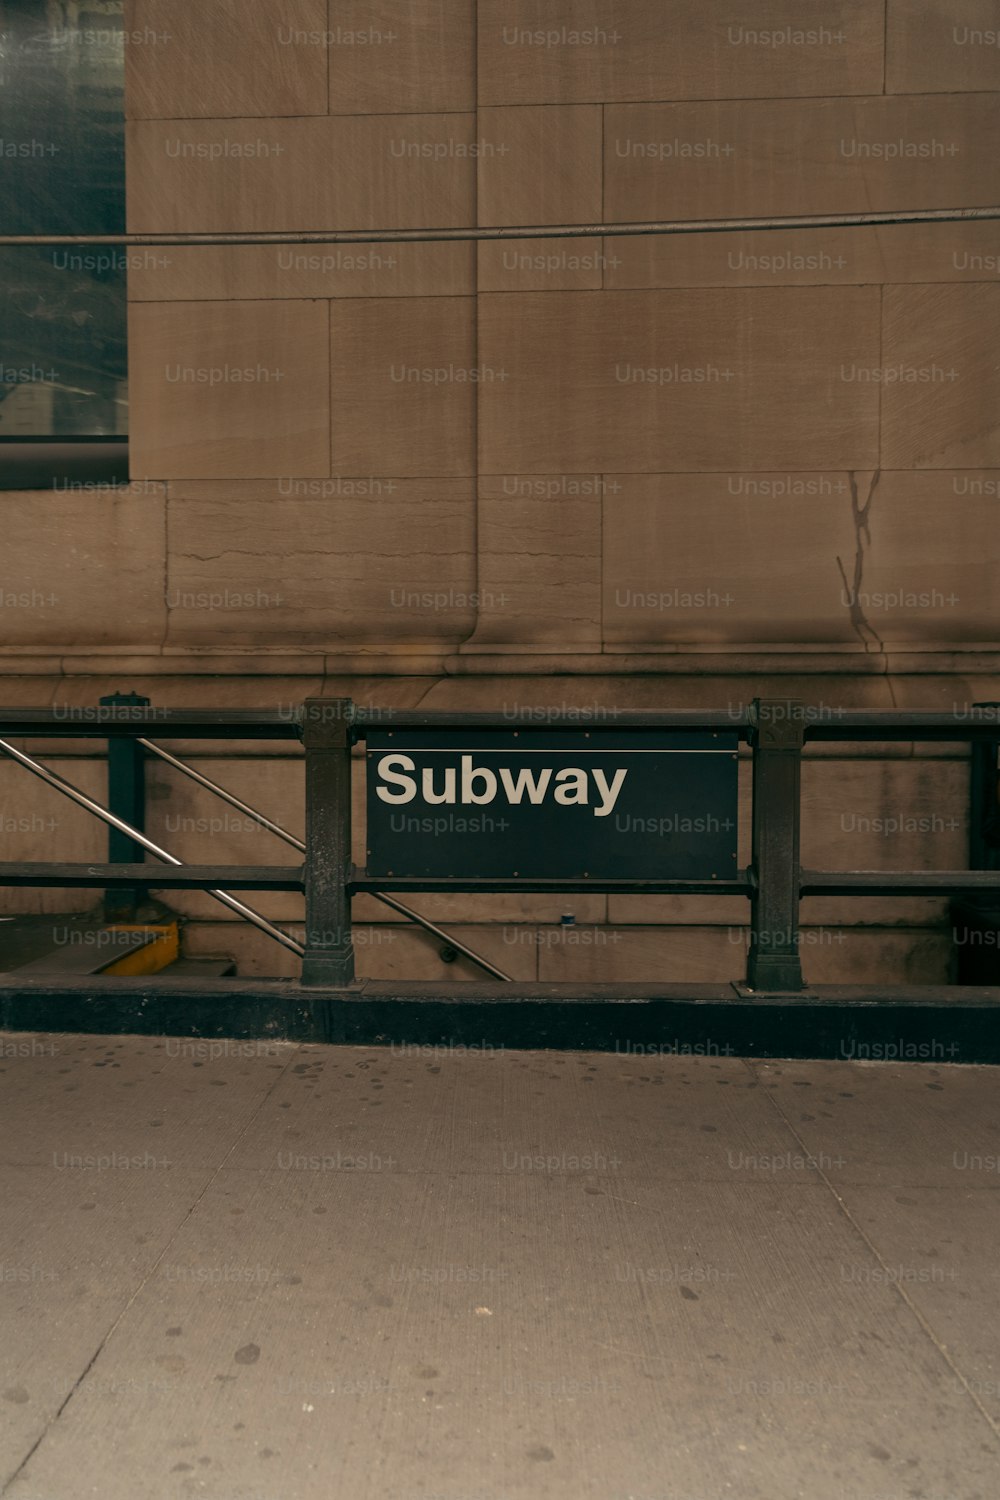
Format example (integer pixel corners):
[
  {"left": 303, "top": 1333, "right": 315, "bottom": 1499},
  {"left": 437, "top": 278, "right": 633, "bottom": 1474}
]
[{"left": 835, "top": 468, "right": 898, "bottom": 706}]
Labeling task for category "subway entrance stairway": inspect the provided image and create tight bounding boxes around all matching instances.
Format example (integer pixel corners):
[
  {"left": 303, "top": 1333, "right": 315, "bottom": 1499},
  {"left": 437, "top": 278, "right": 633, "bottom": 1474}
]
[{"left": 2, "top": 700, "right": 1000, "bottom": 1059}]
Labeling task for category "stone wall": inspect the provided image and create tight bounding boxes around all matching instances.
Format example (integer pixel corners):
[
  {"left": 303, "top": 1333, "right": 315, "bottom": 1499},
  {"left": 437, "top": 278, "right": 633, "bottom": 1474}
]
[{"left": 3, "top": 0, "right": 999, "bottom": 982}]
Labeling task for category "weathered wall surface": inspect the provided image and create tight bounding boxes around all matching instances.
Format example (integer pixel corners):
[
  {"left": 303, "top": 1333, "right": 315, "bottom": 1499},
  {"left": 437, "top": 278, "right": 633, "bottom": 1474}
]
[{"left": 2, "top": 1, "right": 999, "bottom": 981}]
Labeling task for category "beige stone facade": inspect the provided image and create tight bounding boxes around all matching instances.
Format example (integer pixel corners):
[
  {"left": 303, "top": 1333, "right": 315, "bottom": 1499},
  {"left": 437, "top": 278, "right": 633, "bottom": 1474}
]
[{"left": 4, "top": 0, "right": 999, "bottom": 982}]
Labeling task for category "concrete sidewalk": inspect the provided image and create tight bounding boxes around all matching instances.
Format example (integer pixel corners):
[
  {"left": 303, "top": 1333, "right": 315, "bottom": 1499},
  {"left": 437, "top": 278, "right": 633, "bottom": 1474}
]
[{"left": 1, "top": 1032, "right": 998, "bottom": 1499}]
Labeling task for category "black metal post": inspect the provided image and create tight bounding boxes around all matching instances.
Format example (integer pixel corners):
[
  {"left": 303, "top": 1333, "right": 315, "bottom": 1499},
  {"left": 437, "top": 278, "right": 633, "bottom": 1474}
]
[
  {"left": 969, "top": 705, "right": 1000, "bottom": 871},
  {"left": 101, "top": 691, "right": 149, "bottom": 920},
  {"left": 747, "top": 698, "right": 804, "bottom": 991},
  {"left": 301, "top": 698, "right": 355, "bottom": 986}
]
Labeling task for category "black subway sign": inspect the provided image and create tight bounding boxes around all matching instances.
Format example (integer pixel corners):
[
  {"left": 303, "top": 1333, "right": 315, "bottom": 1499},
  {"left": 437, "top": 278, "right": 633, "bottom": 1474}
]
[{"left": 365, "top": 729, "right": 738, "bottom": 879}]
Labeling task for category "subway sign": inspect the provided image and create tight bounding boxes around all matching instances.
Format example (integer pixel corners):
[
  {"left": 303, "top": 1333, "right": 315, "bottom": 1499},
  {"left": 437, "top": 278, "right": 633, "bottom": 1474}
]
[{"left": 365, "top": 729, "right": 738, "bottom": 879}]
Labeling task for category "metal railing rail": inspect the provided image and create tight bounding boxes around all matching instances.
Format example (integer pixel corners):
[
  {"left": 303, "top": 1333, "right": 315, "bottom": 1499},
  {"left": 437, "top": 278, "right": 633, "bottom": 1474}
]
[{"left": 0, "top": 708, "right": 303, "bottom": 738}]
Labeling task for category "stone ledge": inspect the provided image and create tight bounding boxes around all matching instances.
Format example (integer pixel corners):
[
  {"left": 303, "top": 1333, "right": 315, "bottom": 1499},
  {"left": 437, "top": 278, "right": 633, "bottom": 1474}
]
[{"left": 3, "top": 976, "right": 1000, "bottom": 1059}]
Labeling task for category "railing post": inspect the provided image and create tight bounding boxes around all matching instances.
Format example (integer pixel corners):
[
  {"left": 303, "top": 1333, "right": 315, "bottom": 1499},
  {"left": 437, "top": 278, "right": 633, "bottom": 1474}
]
[
  {"left": 301, "top": 698, "right": 355, "bottom": 986},
  {"left": 747, "top": 698, "right": 804, "bottom": 991},
  {"left": 969, "top": 703, "right": 1000, "bottom": 872},
  {"left": 101, "top": 691, "right": 149, "bottom": 921}
]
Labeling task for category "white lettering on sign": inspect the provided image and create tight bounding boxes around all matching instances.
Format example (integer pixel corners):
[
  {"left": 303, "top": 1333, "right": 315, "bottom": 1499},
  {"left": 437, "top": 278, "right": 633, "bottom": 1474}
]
[{"left": 374, "top": 754, "right": 628, "bottom": 817}]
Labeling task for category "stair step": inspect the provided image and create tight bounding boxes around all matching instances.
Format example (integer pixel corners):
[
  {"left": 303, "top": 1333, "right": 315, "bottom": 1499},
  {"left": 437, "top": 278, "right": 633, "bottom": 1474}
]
[
  {"left": 167, "top": 957, "right": 237, "bottom": 978},
  {"left": 8, "top": 925, "right": 178, "bottom": 978}
]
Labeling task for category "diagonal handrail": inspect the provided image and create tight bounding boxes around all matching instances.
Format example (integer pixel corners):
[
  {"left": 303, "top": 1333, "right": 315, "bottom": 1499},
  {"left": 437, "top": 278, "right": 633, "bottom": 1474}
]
[
  {"left": 351, "top": 890, "right": 512, "bottom": 983},
  {"left": 0, "top": 738, "right": 304, "bottom": 956},
  {"left": 137, "top": 738, "right": 302, "bottom": 847},
  {"left": 138, "top": 738, "right": 512, "bottom": 981}
]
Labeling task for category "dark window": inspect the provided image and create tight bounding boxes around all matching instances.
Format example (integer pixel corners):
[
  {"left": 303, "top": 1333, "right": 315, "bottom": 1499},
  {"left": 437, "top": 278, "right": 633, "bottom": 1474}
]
[{"left": 0, "top": 0, "right": 127, "bottom": 484}]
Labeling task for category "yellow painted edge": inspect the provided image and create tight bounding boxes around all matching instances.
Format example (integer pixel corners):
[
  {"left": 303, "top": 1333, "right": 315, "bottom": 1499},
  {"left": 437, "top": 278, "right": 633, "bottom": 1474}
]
[{"left": 101, "top": 923, "right": 179, "bottom": 978}]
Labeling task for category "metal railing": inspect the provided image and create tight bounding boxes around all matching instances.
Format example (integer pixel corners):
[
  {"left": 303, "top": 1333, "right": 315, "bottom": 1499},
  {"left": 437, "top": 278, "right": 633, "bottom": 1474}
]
[
  {"left": 0, "top": 696, "right": 511, "bottom": 980},
  {"left": 0, "top": 696, "right": 998, "bottom": 993}
]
